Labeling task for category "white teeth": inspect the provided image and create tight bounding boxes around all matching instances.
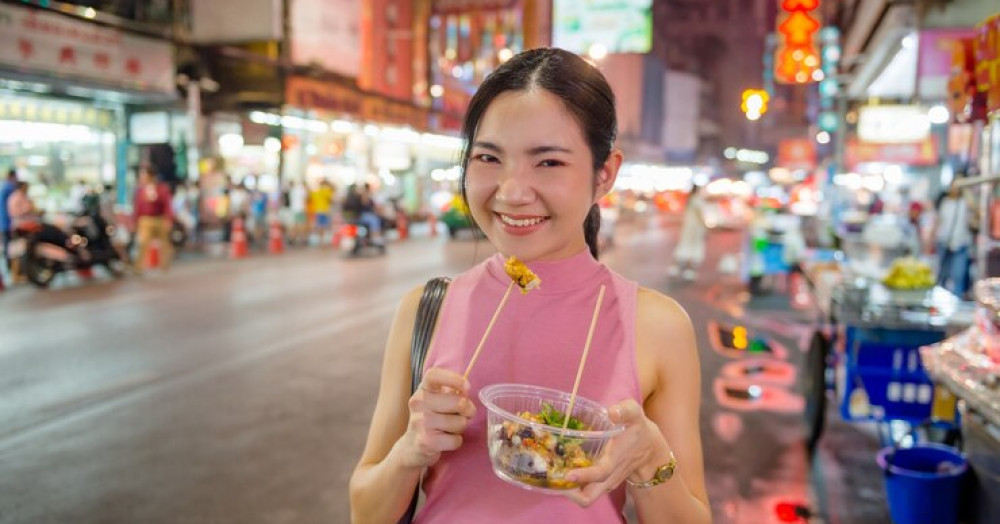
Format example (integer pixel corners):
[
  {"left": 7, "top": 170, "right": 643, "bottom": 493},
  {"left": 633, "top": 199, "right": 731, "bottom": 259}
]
[{"left": 499, "top": 214, "right": 544, "bottom": 227}]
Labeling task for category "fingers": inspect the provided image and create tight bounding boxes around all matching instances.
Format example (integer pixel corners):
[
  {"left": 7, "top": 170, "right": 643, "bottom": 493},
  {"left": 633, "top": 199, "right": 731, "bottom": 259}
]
[
  {"left": 422, "top": 367, "right": 469, "bottom": 394},
  {"left": 608, "top": 398, "right": 643, "bottom": 425}
]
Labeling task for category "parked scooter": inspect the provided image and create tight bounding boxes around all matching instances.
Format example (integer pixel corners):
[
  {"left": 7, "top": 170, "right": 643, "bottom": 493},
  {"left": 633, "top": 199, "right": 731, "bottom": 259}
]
[{"left": 10, "top": 209, "right": 128, "bottom": 288}]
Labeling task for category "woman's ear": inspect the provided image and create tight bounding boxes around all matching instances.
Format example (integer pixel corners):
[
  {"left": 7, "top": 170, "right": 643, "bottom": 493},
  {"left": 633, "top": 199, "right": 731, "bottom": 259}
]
[{"left": 595, "top": 149, "right": 624, "bottom": 199}]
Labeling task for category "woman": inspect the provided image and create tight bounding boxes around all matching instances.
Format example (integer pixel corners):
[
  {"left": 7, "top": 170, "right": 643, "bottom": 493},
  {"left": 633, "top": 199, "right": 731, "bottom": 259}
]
[
  {"left": 670, "top": 184, "right": 708, "bottom": 281},
  {"left": 350, "top": 48, "right": 709, "bottom": 523}
]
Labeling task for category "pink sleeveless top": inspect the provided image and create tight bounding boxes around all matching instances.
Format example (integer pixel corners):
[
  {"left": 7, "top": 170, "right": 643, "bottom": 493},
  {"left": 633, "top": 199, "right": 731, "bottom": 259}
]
[{"left": 417, "top": 250, "right": 641, "bottom": 523}]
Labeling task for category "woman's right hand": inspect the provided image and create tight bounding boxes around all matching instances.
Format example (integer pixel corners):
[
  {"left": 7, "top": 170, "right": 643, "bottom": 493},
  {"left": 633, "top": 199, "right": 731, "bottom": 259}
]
[{"left": 398, "top": 367, "right": 477, "bottom": 469}]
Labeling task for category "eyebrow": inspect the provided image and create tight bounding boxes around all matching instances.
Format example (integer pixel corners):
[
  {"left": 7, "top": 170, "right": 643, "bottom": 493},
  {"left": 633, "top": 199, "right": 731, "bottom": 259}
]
[{"left": 472, "top": 141, "right": 573, "bottom": 155}]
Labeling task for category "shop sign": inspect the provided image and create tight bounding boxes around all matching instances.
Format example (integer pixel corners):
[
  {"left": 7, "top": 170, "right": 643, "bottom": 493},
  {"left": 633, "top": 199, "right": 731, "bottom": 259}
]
[
  {"left": 0, "top": 96, "right": 113, "bottom": 128},
  {"left": 948, "top": 36, "right": 988, "bottom": 123},
  {"left": 285, "top": 76, "right": 363, "bottom": 116},
  {"left": 361, "top": 97, "right": 428, "bottom": 130},
  {"left": 974, "top": 14, "right": 1000, "bottom": 114},
  {"left": 289, "top": 0, "right": 361, "bottom": 77},
  {"left": 857, "top": 105, "right": 930, "bottom": 144},
  {"left": 432, "top": 0, "right": 518, "bottom": 14},
  {"left": 777, "top": 138, "right": 816, "bottom": 169},
  {"left": 0, "top": 3, "right": 174, "bottom": 94},
  {"left": 919, "top": 28, "right": 976, "bottom": 101},
  {"left": 774, "top": 0, "right": 822, "bottom": 84},
  {"left": 845, "top": 137, "right": 939, "bottom": 168}
]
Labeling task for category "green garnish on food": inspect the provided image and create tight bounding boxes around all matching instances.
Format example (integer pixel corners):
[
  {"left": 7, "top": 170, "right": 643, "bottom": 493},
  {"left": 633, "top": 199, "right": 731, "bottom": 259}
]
[{"left": 539, "top": 403, "right": 585, "bottom": 430}]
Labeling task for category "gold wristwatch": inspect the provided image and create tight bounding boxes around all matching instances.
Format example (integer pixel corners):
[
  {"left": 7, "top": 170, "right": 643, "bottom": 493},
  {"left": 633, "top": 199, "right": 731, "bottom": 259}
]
[{"left": 626, "top": 451, "right": 677, "bottom": 489}]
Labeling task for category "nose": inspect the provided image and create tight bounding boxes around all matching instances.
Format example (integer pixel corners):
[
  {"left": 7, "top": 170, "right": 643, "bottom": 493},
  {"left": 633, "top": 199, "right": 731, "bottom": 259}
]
[{"left": 495, "top": 165, "right": 535, "bottom": 205}]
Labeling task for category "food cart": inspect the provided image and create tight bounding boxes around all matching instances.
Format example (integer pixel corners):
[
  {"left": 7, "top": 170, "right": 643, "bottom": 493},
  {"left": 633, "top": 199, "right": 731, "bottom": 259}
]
[{"left": 800, "top": 251, "right": 974, "bottom": 452}]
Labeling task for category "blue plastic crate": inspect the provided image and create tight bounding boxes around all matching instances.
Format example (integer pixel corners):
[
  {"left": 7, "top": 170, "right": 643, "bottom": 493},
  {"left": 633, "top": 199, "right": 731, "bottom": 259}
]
[
  {"left": 844, "top": 327, "right": 946, "bottom": 374},
  {"left": 840, "top": 366, "right": 937, "bottom": 423}
]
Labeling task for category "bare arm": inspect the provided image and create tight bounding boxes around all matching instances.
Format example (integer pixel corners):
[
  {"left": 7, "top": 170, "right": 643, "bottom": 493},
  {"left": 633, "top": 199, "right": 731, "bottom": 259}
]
[
  {"left": 349, "top": 286, "right": 475, "bottom": 524},
  {"left": 564, "top": 288, "right": 710, "bottom": 523},
  {"left": 630, "top": 289, "right": 710, "bottom": 523}
]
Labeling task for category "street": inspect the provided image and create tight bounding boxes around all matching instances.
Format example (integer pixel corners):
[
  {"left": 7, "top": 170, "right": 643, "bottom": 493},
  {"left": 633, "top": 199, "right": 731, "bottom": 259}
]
[{"left": 0, "top": 219, "right": 888, "bottom": 523}]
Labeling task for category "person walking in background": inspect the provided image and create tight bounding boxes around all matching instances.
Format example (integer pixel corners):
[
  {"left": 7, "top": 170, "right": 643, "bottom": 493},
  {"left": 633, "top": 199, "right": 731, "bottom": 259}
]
[
  {"left": 357, "top": 183, "right": 384, "bottom": 246},
  {"left": 132, "top": 165, "right": 174, "bottom": 274},
  {"left": 670, "top": 184, "right": 708, "bottom": 281},
  {"left": 934, "top": 184, "right": 973, "bottom": 296},
  {"left": 1, "top": 169, "right": 18, "bottom": 267},
  {"left": 288, "top": 181, "right": 308, "bottom": 246},
  {"left": 309, "top": 180, "right": 335, "bottom": 244}
]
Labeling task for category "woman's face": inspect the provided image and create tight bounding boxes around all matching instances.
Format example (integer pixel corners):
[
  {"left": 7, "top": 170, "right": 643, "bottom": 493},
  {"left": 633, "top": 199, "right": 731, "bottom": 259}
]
[{"left": 465, "top": 89, "right": 620, "bottom": 262}]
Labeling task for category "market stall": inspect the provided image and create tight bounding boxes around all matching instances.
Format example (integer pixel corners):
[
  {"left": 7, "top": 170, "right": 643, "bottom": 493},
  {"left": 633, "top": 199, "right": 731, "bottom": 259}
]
[{"left": 920, "top": 278, "right": 1000, "bottom": 524}]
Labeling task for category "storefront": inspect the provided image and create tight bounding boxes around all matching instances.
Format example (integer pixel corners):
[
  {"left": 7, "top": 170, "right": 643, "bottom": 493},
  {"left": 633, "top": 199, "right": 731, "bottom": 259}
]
[{"left": 0, "top": 2, "right": 175, "bottom": 209}]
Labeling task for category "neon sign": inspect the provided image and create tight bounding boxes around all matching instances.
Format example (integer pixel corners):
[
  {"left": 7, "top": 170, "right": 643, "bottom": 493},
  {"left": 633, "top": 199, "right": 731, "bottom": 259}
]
[{"left": 774, "top": 0, "right": 821, "bottom": 84}]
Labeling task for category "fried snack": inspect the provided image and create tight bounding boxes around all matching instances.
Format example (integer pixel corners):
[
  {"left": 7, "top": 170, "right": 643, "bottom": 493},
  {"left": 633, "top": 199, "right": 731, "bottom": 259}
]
[{"left": 504, "top": 256, "right": 541, "bottom": 294}]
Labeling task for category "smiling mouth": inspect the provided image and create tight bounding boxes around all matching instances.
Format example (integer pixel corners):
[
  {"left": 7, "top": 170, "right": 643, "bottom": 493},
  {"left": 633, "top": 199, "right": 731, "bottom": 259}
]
[{"left": 497, "top": 213, "right": 549, "bottom": 227}]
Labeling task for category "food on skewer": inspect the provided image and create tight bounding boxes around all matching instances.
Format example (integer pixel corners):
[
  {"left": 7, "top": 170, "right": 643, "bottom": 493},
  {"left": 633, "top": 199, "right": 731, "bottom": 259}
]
[{"left": 504, "top": 256, "right": 541, "bottom": 294}]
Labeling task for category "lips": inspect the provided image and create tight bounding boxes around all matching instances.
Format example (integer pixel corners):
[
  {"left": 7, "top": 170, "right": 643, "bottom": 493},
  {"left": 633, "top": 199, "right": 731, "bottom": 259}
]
[{"left": 496, "top": 213, "right": 549, "bottom": 228}]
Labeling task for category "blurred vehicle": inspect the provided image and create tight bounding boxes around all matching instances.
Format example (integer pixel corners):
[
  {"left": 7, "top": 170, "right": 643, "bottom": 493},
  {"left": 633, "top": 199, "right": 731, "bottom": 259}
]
[
  {"left": 702, "top": 196, "right": 751, "bottom": 230},
  {"left": 10, "top": 209, "right": 127, "bottom": 288},
  {"left": 440, "top": 195, "right": 482, "bottom": 239}
]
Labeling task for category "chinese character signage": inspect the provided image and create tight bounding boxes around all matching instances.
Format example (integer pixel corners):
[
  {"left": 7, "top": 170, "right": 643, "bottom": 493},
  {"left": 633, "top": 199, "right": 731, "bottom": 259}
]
[
  {"left": 974, "top": 14, "right": 1000, "bottom": 115},
  {"left": 0, "top": 3, "right": 174, "bottom": 94},
  {"left": 774, "top": 0, "right": 821, "bottom": 84}
]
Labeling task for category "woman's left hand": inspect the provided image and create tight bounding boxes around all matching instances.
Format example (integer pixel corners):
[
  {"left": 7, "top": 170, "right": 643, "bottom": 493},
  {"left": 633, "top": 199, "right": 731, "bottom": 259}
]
[{"left": 561, "top": 399, "right": 667, "bottom": 507}]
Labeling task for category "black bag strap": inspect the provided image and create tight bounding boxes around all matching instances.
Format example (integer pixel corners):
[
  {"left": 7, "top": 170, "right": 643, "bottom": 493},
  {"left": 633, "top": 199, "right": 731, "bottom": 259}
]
[
  {"left": 410, "top": 276, "right": 451, "bottom": 394},
  {"left": 399, "top": 276, "right": 450, "bottom": 524}
]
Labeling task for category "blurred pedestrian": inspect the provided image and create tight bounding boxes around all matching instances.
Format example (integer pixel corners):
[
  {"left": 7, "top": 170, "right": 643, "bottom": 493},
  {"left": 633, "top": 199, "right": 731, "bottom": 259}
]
[
  {"left": 132, "top": 165, "right": 174, "bottom": 274},
  {"left": 933, "top": 184, "right": 973, "bottom": 296},
  {"left": 288, "top": 180, "right": 308, "bottom": 246},
  {"left": 357, "top": 183, "right": 384, "bottom": 246},
  {"left": 309, "top": 180, "right": 335, "bottom": 244},
  {"left": 670, "top": 184, "right": 708, "bottom": 281},
  {"left": 1, "top": 169, "right": 17, "bottom": 266}
]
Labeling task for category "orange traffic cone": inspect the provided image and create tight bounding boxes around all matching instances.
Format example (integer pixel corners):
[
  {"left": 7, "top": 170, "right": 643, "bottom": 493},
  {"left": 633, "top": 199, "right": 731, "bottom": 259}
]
[
  {"left": 396, "top": 214, "right": 408, "bottom": 241},
  {"left": 268, "top": 219, "right": 284, "bottom": 254},
  {"left": 428, "top": 213, "right": 438, "bottom": 237},
  {"left": 230, "top": 218, "right": 249, "bottom": 259},
  {"left": 147, "top": 240, "right": 161, "bottom": 269},
  {"left": 331, "top": 214, "right": 344, "bottom": 249}
]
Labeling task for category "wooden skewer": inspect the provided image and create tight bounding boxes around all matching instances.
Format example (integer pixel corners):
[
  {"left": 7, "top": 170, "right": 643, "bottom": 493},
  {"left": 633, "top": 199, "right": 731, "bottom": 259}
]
[
  {"left": 563, "top": 285, "right": 607, "bottom": 429},
  {"left": 463, "top": 281, "right": 515, "bottom": 380}
]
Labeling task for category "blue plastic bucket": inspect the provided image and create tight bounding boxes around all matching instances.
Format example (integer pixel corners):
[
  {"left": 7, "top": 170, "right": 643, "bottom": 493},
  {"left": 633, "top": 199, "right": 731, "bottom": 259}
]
[{"left": 877, "top": 443, "right": 968, "bottom": 524}]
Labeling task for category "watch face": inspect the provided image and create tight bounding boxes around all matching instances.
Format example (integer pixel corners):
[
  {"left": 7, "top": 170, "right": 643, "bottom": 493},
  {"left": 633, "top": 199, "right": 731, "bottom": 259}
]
[{"left": 656, "top": 464, "right": 674, "bottom": 482}]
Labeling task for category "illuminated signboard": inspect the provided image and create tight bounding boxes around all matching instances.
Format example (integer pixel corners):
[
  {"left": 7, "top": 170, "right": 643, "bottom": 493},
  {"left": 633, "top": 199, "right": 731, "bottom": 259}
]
[
  {"left": 974, "top": 14, "right": 1000, "bottom": 114},
  {"left": 774, "top": 0, "right": 821, "bottom": 84},
  {"left": 553, "top": 0, "right": 653, "bottom": 55}
]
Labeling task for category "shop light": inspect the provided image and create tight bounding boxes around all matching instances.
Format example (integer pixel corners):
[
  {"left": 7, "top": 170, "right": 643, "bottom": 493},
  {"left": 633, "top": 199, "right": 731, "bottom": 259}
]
[
  {"left": 218, "top": 133, "right": 244, "bottom": 156},
  {"left": 815, "top": 131, "right": 830, "bottom": 144},
  {"left": 331, "top": 120, "right": 357, "bottom": 134},
  {"left": 735, "top": 149, "right": 769, "bottom": 164},
  {"left": 421, "top": 133, "right": 463, "bottom": 150},
  {"left": 452, "top": 66, "right": 464, "bottom": 79},
  {"left": 263, "top": 137, "right": 282, "bottom": 153},
  {"left": 0, "top": 121, "right": 96, "bottom": 143},
  {"left": 429, "top": 84, "right": 445, "bottom": 98},
  {"left": 498, "top": 48, "right": 514, "bottom": 63},
  {"left": 381, "top": 127, "right": 420, "bottom": 144},
  {"left": 83, "top": 7, "right": 97, "bottom": 19},
  {"left": 928, "top": 104, "right": 950, "bottom": 125},
  {"left": 811, "top": 69, "right": 824, "bottom": 81},
  {"left": 364, "top": 124, "right": 381, "bottom": 137},
  {"left": 884, "top": 165, "right": 904, "bottom": 185},
  {"left": 588, "top": 43, "right": 608, "bottom": 61},
  {"left": 862, "top": 174, "right": 885, "bottom": 192},
  {"left": 723, "top": 147, "right": 737, "bottom": 159}
]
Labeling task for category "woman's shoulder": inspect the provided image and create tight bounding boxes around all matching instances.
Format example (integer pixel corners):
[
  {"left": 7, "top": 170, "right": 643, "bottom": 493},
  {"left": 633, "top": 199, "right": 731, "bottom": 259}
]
[{"left": 635, "top": 286, "right": 697, "bottom": 364}]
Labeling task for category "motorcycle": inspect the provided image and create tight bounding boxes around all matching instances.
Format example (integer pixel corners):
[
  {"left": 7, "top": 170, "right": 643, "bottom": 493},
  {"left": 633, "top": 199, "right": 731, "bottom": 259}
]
[{"left": 9, "top": 210, "right": 128, "bottom": 288}]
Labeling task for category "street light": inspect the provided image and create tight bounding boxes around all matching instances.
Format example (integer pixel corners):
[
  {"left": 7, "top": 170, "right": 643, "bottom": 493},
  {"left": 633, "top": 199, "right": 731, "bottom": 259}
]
[{"left": 741, "top": 89, "right": 769, "bottom": 121}]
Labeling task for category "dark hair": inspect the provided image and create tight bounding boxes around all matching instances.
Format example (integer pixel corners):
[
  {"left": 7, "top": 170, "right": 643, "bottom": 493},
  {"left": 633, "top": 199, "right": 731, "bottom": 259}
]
[{"left": 458, "top": 48, "right": 617, "bottom": 258}]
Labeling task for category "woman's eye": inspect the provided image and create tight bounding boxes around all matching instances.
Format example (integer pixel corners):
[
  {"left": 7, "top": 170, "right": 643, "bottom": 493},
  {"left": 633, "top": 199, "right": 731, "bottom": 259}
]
[
  {"left": 538, "top": 159, "right": 565, "bottom": 167},
  {"left": 474, "top": 154, "right": 499, "bottom": 163}
]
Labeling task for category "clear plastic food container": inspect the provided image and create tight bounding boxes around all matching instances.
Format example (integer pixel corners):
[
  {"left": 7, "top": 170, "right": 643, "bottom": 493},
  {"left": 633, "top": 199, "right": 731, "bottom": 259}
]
[{"left": 478, "top": 383, "right": 624, "bottom": 493}]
